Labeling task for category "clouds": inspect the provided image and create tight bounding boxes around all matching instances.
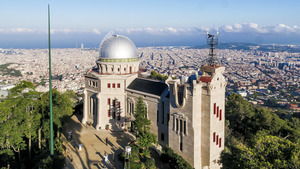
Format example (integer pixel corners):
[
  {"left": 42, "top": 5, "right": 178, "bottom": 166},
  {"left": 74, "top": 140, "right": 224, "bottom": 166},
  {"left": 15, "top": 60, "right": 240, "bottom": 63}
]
[
  {"left": 114, "top": 23, "right": 300, "bottom": 36},
  {"left": 1, "top": 23, "right": 300, "bottom": 35},
  {"left": 220, "top": 23, "right": 267, "bottom": 33},
  {"left": 0, "top": 28, "right": 35, "bottom": 33},
  {"left": 219, "top": 23, "right": 300, "bottom": 34},
  {"left": 1, "top": 23, "right": 300, "bottom": 48},
  {"left": 0, "top": 28, "right": 102, "bottom": 34}
]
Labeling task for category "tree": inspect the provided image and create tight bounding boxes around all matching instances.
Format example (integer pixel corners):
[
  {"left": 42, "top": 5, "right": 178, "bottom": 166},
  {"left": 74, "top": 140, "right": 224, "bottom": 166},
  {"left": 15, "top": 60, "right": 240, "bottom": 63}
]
[
  {"left": 222, "top": 93, "right": 300, "bottom": 169},
  {"left": 133, "top": 97, "right": 150, "bottom": 136},
  {"left": 221, "top": 135, "right": 300, "bottom": 169},
  {"left": 127, "top": 97, "right": 156, "bottom": 168},
  {"left": 150, "top": 71, "right": 168, "bottom": 81},
  {"left": 225, "top": 93, "right": 256, "bottom": 139},
  {"left": 39, "top": 89, "right": 76, "bottom": 136},
  {"left": 0, "top": 81, "right": 76, "bottom": 168},
  {"left": 161, "top": 147, "right": 193, "bottom": 169},
  {"left": 133, "top": 97, "right": 156, "bottom": 148}
]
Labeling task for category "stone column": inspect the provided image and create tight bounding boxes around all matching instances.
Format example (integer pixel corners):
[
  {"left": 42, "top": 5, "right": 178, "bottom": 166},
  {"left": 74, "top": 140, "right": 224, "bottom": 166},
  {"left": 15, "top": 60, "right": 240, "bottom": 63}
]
[
  {"left": 82, "top": 89, "right": 88, "bottom": 124},
  {"left": 95, "top": 93, "right": 102, "bottom": 130}
]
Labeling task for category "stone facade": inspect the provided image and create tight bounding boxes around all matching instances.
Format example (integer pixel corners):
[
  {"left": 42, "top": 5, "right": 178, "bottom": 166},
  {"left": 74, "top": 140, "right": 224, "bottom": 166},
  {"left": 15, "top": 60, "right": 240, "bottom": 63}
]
[{"left": 82, "top": 34, "right": 226, "bottom": 169}]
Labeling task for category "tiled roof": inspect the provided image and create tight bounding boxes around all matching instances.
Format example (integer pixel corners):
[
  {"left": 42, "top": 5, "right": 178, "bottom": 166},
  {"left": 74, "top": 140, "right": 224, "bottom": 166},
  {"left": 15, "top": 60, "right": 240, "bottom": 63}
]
[{"left": 199, "top": 76, "right": 212, "bottom": 83}]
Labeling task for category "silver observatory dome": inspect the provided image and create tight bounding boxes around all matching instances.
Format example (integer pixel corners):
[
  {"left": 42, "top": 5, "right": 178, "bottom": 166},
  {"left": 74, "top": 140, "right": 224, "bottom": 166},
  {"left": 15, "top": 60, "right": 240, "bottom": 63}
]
[{"left": 99, "top": 34, "right": 137, "bottom": 59}]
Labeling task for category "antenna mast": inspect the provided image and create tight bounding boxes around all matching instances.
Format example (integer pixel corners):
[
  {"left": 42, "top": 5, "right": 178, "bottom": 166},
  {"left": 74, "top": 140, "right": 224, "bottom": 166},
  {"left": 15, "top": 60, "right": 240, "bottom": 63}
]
[{"left": 207, "top": 33, "right": 220, "bottom": 66}]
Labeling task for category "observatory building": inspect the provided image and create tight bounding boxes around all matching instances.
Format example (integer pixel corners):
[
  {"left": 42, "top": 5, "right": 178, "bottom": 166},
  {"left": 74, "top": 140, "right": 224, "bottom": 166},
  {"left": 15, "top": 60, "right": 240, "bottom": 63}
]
[{"left": 82, "top": 34, "right": 226, "bottom": 169}]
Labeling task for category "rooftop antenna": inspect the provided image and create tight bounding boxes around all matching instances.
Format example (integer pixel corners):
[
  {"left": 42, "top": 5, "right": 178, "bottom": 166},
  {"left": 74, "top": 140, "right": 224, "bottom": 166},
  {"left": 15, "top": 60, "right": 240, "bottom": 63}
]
[
  {"left": 207, "top": 32, "right": 220, "bottom": 66},
  {"left": 47, "top": 4, "right": 54, "bottom": 156}
]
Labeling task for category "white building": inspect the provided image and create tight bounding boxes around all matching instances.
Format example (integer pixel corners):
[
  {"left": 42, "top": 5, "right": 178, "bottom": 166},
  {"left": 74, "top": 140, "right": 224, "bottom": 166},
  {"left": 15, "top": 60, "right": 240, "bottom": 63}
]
[{"left": 82, "top": 34, "right": 226, "bottom": 169}]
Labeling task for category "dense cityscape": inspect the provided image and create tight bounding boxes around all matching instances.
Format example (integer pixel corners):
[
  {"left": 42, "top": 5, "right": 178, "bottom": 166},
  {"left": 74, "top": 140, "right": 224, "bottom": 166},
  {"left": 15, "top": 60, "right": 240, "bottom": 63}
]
[
  {"left": 1, "top": 1, "right": 300, "bottom": 168},
  {"left": 1, "top": 46, "right": 299, "bottom": 112}
]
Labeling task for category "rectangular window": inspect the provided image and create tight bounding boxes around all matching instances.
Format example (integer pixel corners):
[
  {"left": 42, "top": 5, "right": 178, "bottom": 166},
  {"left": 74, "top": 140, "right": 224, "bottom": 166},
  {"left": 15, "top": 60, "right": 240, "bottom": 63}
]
[
  {"left": 131, "top": 103, "right": 134, "bottom": 114},
  {"left": 220, "top": 109, "right": 222, "bottom": 121},
  {"left": 112, "top": 111, "right": 116, "bottom": 119},
  {"left": 117, "top": 83, "right": 120, "bottom": 88},
  {"left": 180, "top": 119, "right": 183, "bottom": 133},
  {"left": 219, "top": 138, "right": 222, "bottom": 148},
  {"left": 217, "top": 106, "right": 219, "bottom": 118},
  {"left": 184, "top": 121, "right": 186, "bottom": 135},
  {"left": 89, "top": 98, "right": 93, "bottom": 116},
  {"left": 108, "top": 110, "right": 111, "bottom": 117},
  {"left": 161, "top": 133, "right": 164, "bottom": 141},
  {"left": 162, "top": 101, "right": 165, "bottom": 124},
  {"left": 107, "top": 83, "right": 111, "bottom": 88},
  {"left": 107, "top": 98, "right": 110, "bottom": 105},
  {"left": 216, "top": 135, "right": 219, "bottom": 145},
  {"left": 157, "top": 110, "right": 159, "bottom": 123},
  {"left": 213, "top": 132, "right": 216, "bottom": 142},
  {"left": 127, "top": 102, "right": 130, "bottom": 115},
  {"left": 173, "top": 116, "right": 175, "bottom": 130},
  {"left": 180, "top": 142, "right": 183, "bottom": 151},
  {"left": 214, "top": 103, "right": 216, "bottom": 114},
  {"left": 176, "top": 118, "right": 179, "bottom": 132},
  {"left": 179, "top": 135, "right": 183, "bottom": 151},
  {"left": 112, "top": 83, "right": 116, "bottom": 88}
]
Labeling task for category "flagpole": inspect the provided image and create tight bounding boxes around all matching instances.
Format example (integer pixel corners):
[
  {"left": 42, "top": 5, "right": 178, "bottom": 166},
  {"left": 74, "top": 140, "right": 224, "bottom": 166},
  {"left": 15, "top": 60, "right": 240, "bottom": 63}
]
[{"left": 48, "top": 4, "right": 54, "bottom": 156}]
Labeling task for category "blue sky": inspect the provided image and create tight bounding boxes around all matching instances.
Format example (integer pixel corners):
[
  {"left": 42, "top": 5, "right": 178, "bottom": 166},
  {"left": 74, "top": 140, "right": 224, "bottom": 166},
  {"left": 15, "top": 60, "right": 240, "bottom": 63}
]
[{"left": 1, "top": 0, "right": 300, "bottom": 48}]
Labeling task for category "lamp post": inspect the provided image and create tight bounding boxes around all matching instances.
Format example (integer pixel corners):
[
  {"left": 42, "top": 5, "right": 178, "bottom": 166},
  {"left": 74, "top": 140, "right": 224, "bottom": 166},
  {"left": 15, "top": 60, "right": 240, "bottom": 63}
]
[{"left": 124, "top": 146, "right": 131, "bottom": 169}]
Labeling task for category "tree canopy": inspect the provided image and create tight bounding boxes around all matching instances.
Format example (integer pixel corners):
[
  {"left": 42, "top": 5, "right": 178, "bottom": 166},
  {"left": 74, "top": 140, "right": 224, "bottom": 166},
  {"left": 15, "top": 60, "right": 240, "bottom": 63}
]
[
  {"left": 0, "top": 81, "right": 76, "bottom": 168},
  {"left": 125, "top": 97, "right": 156, "bottom": 169},
  {"left": 222, "top": 93, "right": 300, "bottom": 169},
  {"left": 150, "top": 71, "right": 168, "bottom": 81}
]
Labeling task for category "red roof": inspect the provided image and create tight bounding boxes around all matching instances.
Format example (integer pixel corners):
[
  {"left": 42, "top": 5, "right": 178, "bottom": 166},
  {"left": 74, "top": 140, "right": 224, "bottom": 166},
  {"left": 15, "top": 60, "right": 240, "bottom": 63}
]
[{"left": 199, "top": 76, "right": 212, "bottom": 83}]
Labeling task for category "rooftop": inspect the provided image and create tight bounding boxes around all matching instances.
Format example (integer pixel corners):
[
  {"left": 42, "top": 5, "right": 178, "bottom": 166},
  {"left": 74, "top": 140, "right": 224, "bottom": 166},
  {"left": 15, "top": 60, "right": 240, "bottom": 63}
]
[{"left": 127, "top": 78, "right": 168, "bottom": 96}]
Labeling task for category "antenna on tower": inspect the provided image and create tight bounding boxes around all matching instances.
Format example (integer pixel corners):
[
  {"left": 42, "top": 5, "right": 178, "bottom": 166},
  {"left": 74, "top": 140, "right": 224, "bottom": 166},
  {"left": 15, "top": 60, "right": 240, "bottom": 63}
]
[{"left": 207, "top": 33, "right": 220, "bottom": 66}]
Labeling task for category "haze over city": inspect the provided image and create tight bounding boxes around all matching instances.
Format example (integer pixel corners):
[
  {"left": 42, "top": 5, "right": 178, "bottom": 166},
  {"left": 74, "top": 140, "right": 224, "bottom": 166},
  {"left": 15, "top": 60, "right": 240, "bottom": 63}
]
[{"left": 1, "top": 0, "right": 300, "bottom": 48}]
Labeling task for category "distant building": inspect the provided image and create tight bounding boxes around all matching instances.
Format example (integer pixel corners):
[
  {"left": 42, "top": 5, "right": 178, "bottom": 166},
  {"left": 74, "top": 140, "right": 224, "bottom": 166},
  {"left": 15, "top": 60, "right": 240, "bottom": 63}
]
[
  {"left": 0, "top": 84, "right": 15, "bottom": 98},
  {"left": 237, "top": 90, "right": 247, "bottom": 97},
  {"left": 82, "top": 34, "right": 226, "bottom": 169}
]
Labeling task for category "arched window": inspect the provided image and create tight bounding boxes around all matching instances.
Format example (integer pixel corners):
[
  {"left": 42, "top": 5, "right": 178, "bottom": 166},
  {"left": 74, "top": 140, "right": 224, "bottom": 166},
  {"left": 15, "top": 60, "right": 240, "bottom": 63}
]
[{"left": 127, "top": 98, "right": 135, "bottom": 116}]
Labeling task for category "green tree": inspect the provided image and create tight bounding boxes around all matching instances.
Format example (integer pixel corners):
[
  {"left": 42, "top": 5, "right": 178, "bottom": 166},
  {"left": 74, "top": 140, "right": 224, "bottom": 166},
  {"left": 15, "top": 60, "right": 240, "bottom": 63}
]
[
  {"left": 221, "top": 135, "right": 300, "bottom": 169},
  {"left": 127, "top": 97, "right": 156, "bottom": 169},
  {"left": 222, "top": 93, "right": 300, "bottom": 169},
  {"left": 161, "top": 147, "right": 193, "bottom": 169},
  {"left": 150, "top": 71, "right": 168, "bottom": 81},
  {"left": 133, "top": 97, "right": 156, "bottom": 148},
  {"left": 39, "top": 89, "right": 76, "bottom": 138},
  {"left": 133, "top": 97, "right": 150, "bottom": 136},
  {"left": 0, "top": 81, "right": 76, "bottom": 168},
  {"left": 21, "top": 91, "right": 42, "bottom": 160}
]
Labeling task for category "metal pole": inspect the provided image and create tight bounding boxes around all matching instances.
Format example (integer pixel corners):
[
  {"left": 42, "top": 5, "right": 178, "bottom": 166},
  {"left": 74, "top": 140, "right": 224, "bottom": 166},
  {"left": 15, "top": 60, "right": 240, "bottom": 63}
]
[{"left": 48, "top": 4, "right": 54, "bottom": 156}]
